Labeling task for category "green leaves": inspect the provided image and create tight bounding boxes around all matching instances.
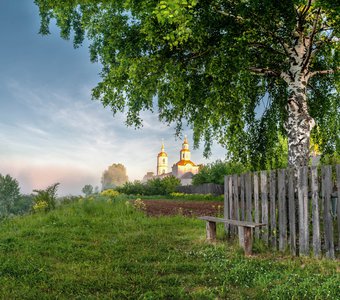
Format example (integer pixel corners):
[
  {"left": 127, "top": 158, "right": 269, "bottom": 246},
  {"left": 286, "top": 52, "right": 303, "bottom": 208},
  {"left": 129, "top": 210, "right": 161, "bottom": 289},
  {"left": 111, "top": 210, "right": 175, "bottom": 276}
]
[{"left": 34, "top": 0, "right": 340, "bottom": 165}]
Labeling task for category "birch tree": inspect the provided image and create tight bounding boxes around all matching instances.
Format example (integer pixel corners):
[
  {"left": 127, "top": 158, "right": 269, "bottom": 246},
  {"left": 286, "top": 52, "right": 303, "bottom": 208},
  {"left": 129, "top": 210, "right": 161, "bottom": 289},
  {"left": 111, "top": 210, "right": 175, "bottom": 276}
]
[{"left": 34, "top": 0, "right": 339, "bottom": 169}]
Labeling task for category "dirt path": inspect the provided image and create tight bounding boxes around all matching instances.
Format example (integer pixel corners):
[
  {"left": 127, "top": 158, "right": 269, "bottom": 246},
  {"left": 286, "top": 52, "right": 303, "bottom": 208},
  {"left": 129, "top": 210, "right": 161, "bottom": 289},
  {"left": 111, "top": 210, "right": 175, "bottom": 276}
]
[{"left": 142, "top": 199, "right": 224, "bottom": 217}]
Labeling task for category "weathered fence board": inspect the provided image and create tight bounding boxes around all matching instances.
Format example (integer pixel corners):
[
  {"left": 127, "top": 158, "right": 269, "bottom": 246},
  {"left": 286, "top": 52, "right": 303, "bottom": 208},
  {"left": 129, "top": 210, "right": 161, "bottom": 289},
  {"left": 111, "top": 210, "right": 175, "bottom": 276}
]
[
  {"left": 311, "top": 166, "right": 321, "bottom": 257},
  {"left": 337, "top": 165, "right": 340, "bottom": 250},
  {"left": 240, "top": 174, "right": 245, "bottom": 221},
  {"left": 253, "top": 172, "right": 260, "bottom": 239},
  {"left": 322, "top": 166, "right": 335, "bottom": 259},
  {"left": 224, "top": 176, "right": 230, "bottom": 236},
  {"left": 261, "top": 171, "right": 268, "bottom": 244},
  {"left": 298, "top": 167, "right": 308, "bottom": 255},
  {"left": 278, "top": 169, "right": 287, "bottom": 251},
  {"left": 269, "top": 170, "right": 276, "bottom": 249},
  {"left": 288, "top": 168, "right": 296, "bottom": 256},
  {"left": 233, "top": 175, "right": 239, "bottom": 221},
  {"left": 245, "top": 172, "right": 252, "bottom": 222}
]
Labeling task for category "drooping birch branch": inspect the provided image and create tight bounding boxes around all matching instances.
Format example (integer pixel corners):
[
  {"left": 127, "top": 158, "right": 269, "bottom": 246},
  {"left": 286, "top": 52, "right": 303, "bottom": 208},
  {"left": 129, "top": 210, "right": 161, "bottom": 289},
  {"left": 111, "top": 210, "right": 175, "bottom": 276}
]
[{"left": 309, "top": 67, "right": 340, "bottom": 78}]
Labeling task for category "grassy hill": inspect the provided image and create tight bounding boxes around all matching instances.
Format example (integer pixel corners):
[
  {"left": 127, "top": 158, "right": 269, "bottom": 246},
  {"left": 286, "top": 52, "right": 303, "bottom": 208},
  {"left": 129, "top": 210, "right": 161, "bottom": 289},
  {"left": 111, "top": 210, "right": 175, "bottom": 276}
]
[{"left": 0, "top": 198, "right": 338, "bottom": 299}]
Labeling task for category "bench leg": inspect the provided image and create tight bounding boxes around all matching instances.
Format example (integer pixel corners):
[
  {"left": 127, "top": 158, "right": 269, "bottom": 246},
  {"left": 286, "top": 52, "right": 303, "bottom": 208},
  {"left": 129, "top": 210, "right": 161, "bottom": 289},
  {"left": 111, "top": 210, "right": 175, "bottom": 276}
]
[
  {"left": 243, "top": 227, "right": 253, "bottom": 256},
  {"left": 206, "top": 221, "right": 216, "bottom": 241}
]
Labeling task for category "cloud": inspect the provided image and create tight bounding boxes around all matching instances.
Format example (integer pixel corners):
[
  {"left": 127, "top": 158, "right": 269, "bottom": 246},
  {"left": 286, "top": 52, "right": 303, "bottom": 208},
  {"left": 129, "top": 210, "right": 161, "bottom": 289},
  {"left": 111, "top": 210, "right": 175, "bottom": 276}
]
[{"left": 1, "top": 79, "right": 227, "bottom": 195}]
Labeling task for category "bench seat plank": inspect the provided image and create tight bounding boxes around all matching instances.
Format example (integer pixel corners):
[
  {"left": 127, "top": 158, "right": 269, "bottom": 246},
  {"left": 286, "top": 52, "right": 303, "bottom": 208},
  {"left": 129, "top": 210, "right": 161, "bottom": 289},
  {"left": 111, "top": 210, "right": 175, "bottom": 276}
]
[{"left": 198, "top": 216, "right": 266, "bottom": 228}]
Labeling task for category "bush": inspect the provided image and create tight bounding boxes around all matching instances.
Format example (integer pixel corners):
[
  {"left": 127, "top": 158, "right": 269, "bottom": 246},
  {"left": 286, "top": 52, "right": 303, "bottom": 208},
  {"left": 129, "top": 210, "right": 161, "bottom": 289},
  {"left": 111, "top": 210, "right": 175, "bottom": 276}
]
[
  {"left": 32, "top": 183, "right": 59, "bottom": 213},
  {"left": 117, "top": 176, "right": 180, "bottom": 196},
  {"left": 100, "top": 189, "right": 120, "bottom": 198}
]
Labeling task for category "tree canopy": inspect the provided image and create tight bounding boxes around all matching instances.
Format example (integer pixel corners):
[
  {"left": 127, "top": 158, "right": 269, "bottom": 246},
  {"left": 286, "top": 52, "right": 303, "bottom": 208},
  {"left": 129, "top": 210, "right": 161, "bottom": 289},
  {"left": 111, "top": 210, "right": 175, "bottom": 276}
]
[
  {"left": 35, "top": 0, "right": 339, "bottom": 169},
  {"left": 0, "top": 174, "right": 21, "bottom": 216}
]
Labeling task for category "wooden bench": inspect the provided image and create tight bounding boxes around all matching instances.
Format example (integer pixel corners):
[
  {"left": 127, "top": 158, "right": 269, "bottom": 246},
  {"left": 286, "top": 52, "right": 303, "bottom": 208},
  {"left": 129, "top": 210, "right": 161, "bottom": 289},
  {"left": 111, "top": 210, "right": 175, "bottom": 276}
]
[{"left": 198, "top": 216, "right": 266, "bottom": 256}]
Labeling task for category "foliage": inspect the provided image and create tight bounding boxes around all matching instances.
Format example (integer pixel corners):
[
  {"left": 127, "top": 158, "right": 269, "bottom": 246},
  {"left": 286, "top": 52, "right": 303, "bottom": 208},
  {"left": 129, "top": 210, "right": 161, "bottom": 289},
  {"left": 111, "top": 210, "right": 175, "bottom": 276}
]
[
  {"left": 320, "top": 152, "right": 340, "bottom": 165},
  {"left": 192, "top": 160, "right": 249, "bottom": 185},
  {"left": 133, "top": 198, "right": 146, "bottom": 211},
  {"left": 170, "top": 192, "right": 224, "bottom": 202},
  {"left": 100, "top": 189, "right": 120, "bottom": 198},
  {"left": 101, "top": 163, "right": 128, "bottom": 190},
  {"left": 9, "top": 194, "right": 34, "bottom": 216},
  {"left": 117, "top": 176, "right": 180, "bottom": 196},
  {"left": 32, "top": 183, "right": 59, "bottom": 213},
  {"left": 0, "top": 174, "right": 21, "bottom": 217},
  {"left": 81, "top": 184, "right": 93, "bottom": 196},
  {"left": 0, "top": 199, "right": 338, "bottom": 298},
  {"left": 35, "top": 0, "right": 339, "bottom": 168}
]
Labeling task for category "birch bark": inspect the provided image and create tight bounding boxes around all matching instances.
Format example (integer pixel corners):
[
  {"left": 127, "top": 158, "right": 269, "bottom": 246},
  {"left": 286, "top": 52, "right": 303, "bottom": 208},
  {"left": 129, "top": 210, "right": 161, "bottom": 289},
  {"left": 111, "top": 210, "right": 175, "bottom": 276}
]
[{"left": 281, "top": 35, "right": 316, "bottom": 169}]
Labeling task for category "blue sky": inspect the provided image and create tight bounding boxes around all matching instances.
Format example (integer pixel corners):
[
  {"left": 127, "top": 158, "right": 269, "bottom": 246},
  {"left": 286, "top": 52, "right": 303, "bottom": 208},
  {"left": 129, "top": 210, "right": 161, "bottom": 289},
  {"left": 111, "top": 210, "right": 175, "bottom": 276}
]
[{"left": 0, "top": 1, "right": 226, "bottom": 195}]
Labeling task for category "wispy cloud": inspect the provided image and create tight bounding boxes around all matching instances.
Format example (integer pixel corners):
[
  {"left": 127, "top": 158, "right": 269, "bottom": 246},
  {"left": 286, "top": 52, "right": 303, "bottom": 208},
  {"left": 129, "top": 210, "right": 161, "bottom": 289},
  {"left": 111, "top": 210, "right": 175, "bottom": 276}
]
[{"left": 1, "top": 75, "right": 226, "bottom": 196}]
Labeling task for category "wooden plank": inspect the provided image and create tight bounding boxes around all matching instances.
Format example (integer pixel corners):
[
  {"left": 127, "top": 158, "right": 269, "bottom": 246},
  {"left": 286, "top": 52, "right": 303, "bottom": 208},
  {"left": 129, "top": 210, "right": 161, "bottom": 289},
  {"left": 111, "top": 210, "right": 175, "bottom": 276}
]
[
  {"left": 322, "top": 166, "right": 335, "bottom": 259},
  {"left": 198, "top": 216, "right": 266, "bottom": 227},
  {"left": 337, "top": 165, "right": 340, "bottom": 251},
  {"left": 243, "top": 227, "right": 253, "bottom": 256},
  {"left": 206, "top": 221, "right": 216, "bottom": 240},
  {"left": 298, "top": 167, "right": 306, "bottom": 255},
  {"left": 261, "top": 170, "right": 268, "bottom": 244},
  {"left": 311, "top": 166, "right": 321, "bottom": 258},
  {"left": 224, "top": 175, "right": 230, "bottom": 236},
  {"left": 298, "top": 166, "right": 310, "bottom": 255},
  {"left": 278, "top": 169, "right": 287, "bottom": 251},
  {"left": 245, "top": 172, "right": 252, "bottom": 222},
  {"left": 228, "top": 176, "right": 234, "bottom": 236},
  {"left": 253, "top": 172, "right": 260, "bottom": 239},
  {"left": 233, "top": 174, "right": 240, "bottom": 221},
  {"left": 302, "top": 166, "right": 309, "bottom": 255},
  {"left": 240, "top": 174, "right": 245, "bottom": 221},
  {"left": 269, "top": 170, "right": 277, "bottom": 249},
  {"left": 288, "top": 168, "right": 296, "bottom": 256}
]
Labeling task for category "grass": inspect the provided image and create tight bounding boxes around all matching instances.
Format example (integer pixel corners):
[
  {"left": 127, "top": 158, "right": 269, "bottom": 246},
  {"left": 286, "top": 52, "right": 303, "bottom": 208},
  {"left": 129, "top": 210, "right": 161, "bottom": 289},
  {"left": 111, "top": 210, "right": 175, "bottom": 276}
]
[{"left": 0, "top": 198, "right": 338, "bottom": 299}]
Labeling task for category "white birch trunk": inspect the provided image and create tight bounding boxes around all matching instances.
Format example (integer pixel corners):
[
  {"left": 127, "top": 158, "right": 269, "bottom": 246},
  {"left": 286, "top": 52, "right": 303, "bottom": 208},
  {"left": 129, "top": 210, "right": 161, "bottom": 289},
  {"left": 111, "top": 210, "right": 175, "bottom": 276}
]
[{"left": 281, "top": 35, "right": 315, "bottom": 169}]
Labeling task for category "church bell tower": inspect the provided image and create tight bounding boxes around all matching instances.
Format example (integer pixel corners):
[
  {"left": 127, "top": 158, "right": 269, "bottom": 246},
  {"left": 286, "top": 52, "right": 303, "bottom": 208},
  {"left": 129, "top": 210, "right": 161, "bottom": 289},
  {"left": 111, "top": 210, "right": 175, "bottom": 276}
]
[{"left": 157, "top": 141, "right": 168, "bottom": 175}]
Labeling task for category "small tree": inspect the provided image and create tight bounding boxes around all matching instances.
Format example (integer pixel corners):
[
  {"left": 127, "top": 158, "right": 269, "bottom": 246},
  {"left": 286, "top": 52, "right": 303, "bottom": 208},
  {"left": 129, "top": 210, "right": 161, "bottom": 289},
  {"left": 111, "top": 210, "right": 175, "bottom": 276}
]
[
  {"left": 33, "top": 183, "right": 60, "bottom": 212},
  {"left": 101, "top": 163, "right": 128, "bottom": 190},
  {"left": 82, "top": 184, "right": 94, "bottom": 196},
  {"left": 0, "top": 174, "right": 21, "bottom": 217}
]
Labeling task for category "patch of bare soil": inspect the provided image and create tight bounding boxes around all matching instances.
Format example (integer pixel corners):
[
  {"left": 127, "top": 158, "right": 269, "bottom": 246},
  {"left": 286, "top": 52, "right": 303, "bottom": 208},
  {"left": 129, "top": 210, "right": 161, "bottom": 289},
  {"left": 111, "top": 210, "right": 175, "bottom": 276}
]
[{"left": 142, "top": 199, "right": 223, "bottom": 217}]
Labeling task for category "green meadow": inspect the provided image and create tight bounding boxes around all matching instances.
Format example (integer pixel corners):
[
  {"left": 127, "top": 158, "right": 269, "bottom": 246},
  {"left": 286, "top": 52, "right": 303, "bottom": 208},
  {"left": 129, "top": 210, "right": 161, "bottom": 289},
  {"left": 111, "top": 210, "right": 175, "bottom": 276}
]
[{"left": 0, "top": 198, "right": 338, "bottom": 299}]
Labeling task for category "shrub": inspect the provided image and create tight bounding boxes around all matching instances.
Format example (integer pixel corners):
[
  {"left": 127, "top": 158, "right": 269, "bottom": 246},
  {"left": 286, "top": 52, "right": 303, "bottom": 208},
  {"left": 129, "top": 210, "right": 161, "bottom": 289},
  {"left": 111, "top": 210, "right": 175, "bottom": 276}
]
[
  {"left": 117, "top": 176, "right": 180, "bottom": 196},
  {"left": 100, "top": 189, "right": 120, "bottom": 198},
  {"left": 32, "top": 183, "right": 59, "bottom": 213}
]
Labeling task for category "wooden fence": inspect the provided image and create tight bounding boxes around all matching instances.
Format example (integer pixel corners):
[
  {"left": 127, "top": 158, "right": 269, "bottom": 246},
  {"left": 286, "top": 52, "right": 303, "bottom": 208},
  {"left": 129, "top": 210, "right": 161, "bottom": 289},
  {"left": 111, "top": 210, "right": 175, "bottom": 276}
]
[
  {"left": 224, "top": 165, "right": 340, "bottom": 259},
  {"left": 177, "top": 183, "right": 224, "bottom": 196}
]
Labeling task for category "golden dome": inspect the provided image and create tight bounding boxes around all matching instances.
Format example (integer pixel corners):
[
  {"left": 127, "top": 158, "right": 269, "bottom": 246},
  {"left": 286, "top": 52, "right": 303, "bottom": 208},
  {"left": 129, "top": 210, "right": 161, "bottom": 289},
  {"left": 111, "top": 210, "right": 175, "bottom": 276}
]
[{"left": 158, "top": 152, "right": 168, "bottom": 157}]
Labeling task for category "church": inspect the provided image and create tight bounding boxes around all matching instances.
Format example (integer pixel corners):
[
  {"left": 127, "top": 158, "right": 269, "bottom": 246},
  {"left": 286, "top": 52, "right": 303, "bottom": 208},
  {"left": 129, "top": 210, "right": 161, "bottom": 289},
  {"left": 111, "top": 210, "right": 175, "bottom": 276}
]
[{"left": 143, "top": 136, "right": 200, "bottom": 185}]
